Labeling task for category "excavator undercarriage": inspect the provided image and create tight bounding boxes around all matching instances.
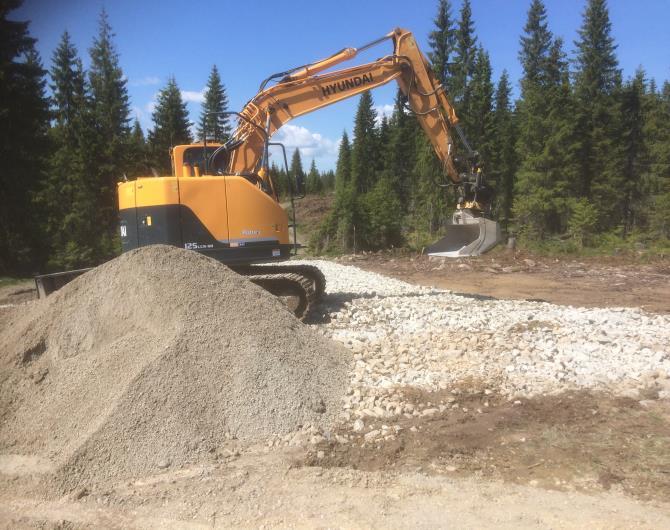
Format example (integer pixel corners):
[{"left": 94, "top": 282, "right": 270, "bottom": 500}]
[
  {"left": 35, "top": 262, "right": 326, "bottom": 321},
  {"left": 234, "top": 264, "right": 326, "bottom": 320}
]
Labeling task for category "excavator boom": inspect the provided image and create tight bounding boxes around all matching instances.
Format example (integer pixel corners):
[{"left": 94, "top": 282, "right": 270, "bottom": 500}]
[{"left": 222, "top": 28, "right": 500, "bottom": 257}]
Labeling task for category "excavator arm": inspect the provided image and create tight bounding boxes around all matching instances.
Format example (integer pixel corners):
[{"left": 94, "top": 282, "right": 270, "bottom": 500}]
[
  {"left": 221, "top": 27, "right": 500, "bottom": 257},
  {"left": 226, "top": 28, "right": 461, "bottom": 186}
]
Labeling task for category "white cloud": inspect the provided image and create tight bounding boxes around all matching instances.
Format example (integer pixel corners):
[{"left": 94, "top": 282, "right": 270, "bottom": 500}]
[
  {"left": 181, "top": 89, "right": 206, "bottom": 103},
  {"left": 272, "top": 124, "right": 339, "bottom": 160},
  {"left": 374, "top": 103, "right": 394, "bottom": 125},
  {"left": 131, "top": 75, "right": 161, "bottom": 87}
]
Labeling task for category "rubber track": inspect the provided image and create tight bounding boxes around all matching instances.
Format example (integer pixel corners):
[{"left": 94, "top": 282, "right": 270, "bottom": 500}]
[{"left": 233, "top": 264, "right": 326, "bottom": 321}]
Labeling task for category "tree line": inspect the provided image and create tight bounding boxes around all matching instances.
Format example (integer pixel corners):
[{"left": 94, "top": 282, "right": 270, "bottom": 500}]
[
  {"left": 2, "top": 0, "right": 669, "bottom": 274},
  {"left": 0, "top": 0, "right": 337, "bottom": 274},
  {"left": 313, "top": 0, "right": 670, "bottom": 254},
  {"left": 0, "top": 2, "right": 226, "bottom": 273}
]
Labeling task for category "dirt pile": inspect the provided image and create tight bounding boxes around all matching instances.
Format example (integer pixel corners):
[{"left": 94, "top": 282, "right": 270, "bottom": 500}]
[{"left": 0, "top": 245, "right": 351, "bottom": 491}]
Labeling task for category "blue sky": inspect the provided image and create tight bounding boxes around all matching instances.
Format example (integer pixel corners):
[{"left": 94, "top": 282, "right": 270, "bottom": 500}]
[{"left": 17, "top": 0, "right": 670, "bottom": 171}]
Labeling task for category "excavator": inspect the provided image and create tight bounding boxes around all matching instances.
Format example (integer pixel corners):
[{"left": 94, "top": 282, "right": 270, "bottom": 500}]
[{"left": 36, "top": 28, "right": 500, "bottom": 319}]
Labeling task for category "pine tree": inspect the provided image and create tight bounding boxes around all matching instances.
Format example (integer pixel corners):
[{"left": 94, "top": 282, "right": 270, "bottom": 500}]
[
  {"left": 0, "top": 0, "right": 50, "bottom": 273},
  {"left": 148, "top": 77, "right": 193, "bottom": 173},
  {"left": 350, "top": 91, "right": 378, "bottom": 194},
  {"left": 490, "top": 70, "right": 517, "bottom": 222},
  {"left": 88, "top": 8, "right": 131, "bottom": 261},
  {"left": 197, "top": 65, "right": 231, "bottom": 142},
  {"left": 573, "top": 0, "right": 621, "bottom": 229},
  {"left": 427, "top": 0, "right": 455, "bottom": 87}
]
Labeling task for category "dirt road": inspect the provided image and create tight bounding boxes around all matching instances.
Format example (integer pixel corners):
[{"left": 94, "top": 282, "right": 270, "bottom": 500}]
[{"left": 2, "top": 443, "right": 669, "bottom": 529}]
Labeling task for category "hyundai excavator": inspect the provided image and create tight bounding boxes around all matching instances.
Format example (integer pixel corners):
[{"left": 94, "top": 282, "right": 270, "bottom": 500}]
[{"left": 35, "top": 28, "right": 500, "bottom": 319}]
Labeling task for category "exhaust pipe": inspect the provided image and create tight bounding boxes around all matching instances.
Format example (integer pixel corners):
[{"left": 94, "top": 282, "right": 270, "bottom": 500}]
[{"left": 427, "top": 209, "right": 501, "bottom": 258}]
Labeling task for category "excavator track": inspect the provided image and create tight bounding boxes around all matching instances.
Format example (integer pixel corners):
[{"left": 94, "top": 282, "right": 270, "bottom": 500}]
[{"left": 232, "top": 264, "right": 326, "bottom": 320}]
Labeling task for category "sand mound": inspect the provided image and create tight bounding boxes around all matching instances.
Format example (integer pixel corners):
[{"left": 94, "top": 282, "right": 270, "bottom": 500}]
[{"left": 0, "top": 245, "right": 351, "bottom": 490}]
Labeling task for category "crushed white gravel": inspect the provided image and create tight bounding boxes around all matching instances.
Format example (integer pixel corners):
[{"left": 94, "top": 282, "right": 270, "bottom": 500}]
[{"left": 293, "top": 259, "right": 670, "bottom": 426}]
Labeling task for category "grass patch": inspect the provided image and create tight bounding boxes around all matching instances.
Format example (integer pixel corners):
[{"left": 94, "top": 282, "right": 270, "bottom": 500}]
[{"left": 0, "top": 276, "right": 31, "bottom": 288}]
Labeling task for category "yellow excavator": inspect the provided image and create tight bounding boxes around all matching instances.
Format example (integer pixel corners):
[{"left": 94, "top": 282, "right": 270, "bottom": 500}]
[{"left": 37, "top": 28, "right": 500, "bottom": 318}]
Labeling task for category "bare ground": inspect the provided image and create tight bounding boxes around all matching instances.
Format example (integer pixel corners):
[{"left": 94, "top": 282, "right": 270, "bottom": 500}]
[
  {"left": 344, "top": 250, "right": 670, "bottom": 313},
  {"left": 2, "top": 246, "right": 670, "bottom": 527}
]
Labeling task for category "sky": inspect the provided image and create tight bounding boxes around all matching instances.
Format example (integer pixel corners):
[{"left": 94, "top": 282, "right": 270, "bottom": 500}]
[{"left": 16, "top": 0, "right": 670, "bottom": 171}]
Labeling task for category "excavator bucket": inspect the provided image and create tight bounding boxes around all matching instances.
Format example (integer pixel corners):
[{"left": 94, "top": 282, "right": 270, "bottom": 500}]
[{"left": 427, "top": 210, "right": 501, "bottom": 258}]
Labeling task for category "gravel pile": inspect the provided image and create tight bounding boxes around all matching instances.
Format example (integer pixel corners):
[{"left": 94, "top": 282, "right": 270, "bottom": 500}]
[
  {"left": 296, "top": 260, "right": 670, "bottom": 426},
  {"left": 0, "top": 246, "right": 351, "bottom": 490}
]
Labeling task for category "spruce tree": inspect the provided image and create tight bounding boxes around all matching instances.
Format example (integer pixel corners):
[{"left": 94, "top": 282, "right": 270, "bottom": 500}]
[
  {"left": 197, "top": 65, "right": 231, "bottom": 142},
  {"left": 350, "top": 91, "right": 378, "bottom": 194},
  {"left": 411, "top": 133, "right": 450, "bottom": 244},
  {"left": 314, "top": 131, "right": 354, "bottom": 252},
  {"left": 290, "top": 148, "right": 305, "bottom": 194},
  {"left": 50, "top": 31, "right": 85, "bottom": 132},
  {"left": 427, "top": 0, "right": 455, "bottom": 88},
  {"left": 573, "top": 0, "right": 621, "bottom": 228},
  {"left": 490, "top": 70, "right": 517, "bottom": 223},
  {"left": 518, "top": 0, "right": 552, "bottom": 91},
  {"left": 88, "top": 8, "right": 131, "bottom": 260},
  {"left": 128, "top": 118, "right": 148, "bottom": 178},
  {"left": 520, "top": 37, "right": 579, "bottom": 238},
  {"left": 321, "top": 170, "right": 335, "bottom": 190},
  {"left": 618, "top": 70, "right": 647, "bottom": 234},
  {"left": 148, "top": 77, "right": 193, "bottom": 173},
  {"left": 385, "top": 89, "right": 419, "bottom": 211},
  {"left": 515, "top": 2, "right": 578, "bottom": 240},
  {"left": 516, "top": 0, "right": 552, "bottom": 163},
  {"left": 646, "top": 81, "right": 670, "bottom": 238},
  {"left": 0, "top": 0, "right": 50, "bottom": 273},
  {"left": 41, "top": 30, "right": 97, "bottom": 268},
  {"left": 452, "top": 0, "right": 477, "bottom": 120},
  {"left": 334, "top": 131, "right": 352, "bottom": 198},
  {"left": 468, "top": 46, "right": 494, "bottom": 164},
  {"left": 306, "top": 159, "right": 323, "bottom": 194}
]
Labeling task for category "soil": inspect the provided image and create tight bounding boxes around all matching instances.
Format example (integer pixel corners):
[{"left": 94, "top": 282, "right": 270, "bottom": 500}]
[
  {"left": 2, "top": 244, "right": 670, "bottom": 527},
  {"left": 345, "top": 249, "right": 670, "bottom": 313},
  {"left": 306, "top": 385, "right": 670, "bottom": 503},
  {"left": 2, "top": 396, "right": 669, "bottom": 528},
  {"left": 0, "top": 281, "right": 35, "bottom": 308}
]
